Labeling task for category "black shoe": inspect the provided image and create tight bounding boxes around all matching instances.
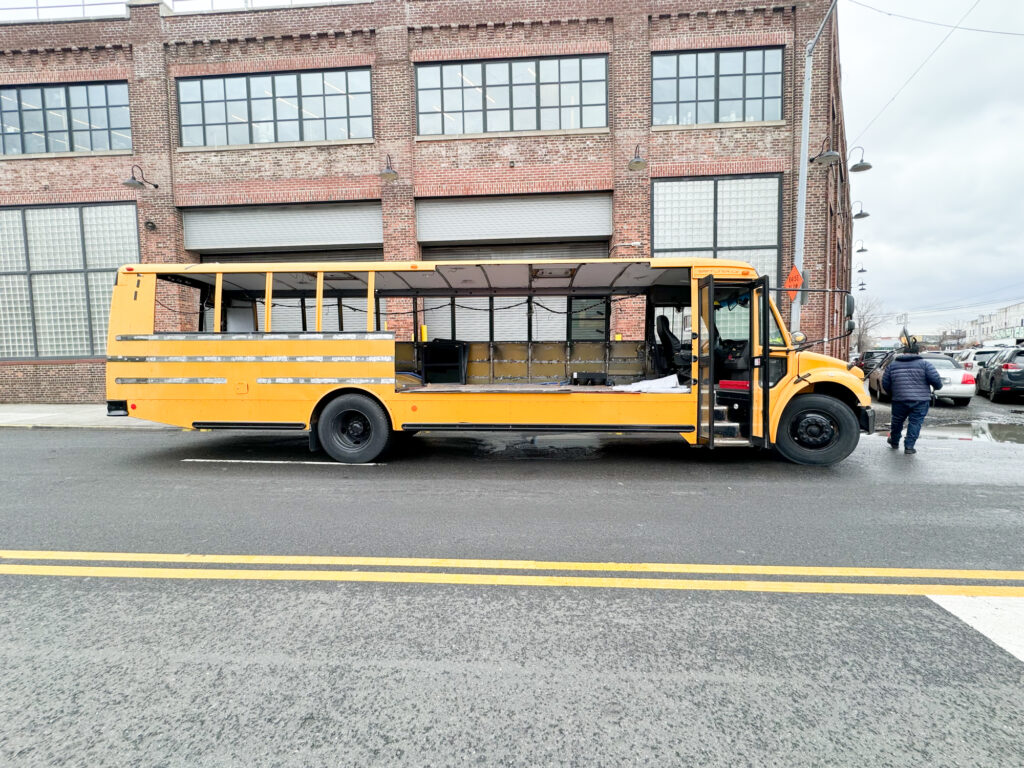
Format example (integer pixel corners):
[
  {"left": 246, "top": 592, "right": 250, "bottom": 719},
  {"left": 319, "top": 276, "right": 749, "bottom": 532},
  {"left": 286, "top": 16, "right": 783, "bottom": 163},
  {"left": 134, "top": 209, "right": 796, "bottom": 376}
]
[
  {"left": 905, "top": 447, "right": 917, "bottom": 455},
  {"left": 887, "top": 440, "right": 899, "bottom": 449}
]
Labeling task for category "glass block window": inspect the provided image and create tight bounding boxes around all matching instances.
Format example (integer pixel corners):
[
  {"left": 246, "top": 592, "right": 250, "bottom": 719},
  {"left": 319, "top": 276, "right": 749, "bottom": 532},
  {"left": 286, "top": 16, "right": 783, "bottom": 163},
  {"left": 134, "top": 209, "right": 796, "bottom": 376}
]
[
  {"left": 652, "top": 48, "right": 782, "bottom": 126},
  {"left": 416, "top": 56, "right": 607, "bottom": 136},
  {"left": 177, "top": 68, "right": 372, "bottom": 147},
  {"left": 652, "top": 176, "right": 781, "bottom": 284},
  {"left": 0, "top": 203, "right": 137, "bottom": 359},
  {"left": 0, "top": 81, "right": 130, "bottom": 155}
]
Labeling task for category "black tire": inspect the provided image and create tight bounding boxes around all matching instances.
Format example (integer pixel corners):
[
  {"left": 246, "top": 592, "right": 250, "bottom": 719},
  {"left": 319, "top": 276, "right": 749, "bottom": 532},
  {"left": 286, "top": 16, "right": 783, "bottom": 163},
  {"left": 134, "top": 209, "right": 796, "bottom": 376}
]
[
  {"left": 317, "top": 394, "right": 391, "bottom": 463},
  {"left": 988, "top": 387, "right": 1003, "bottom": 404},
  {"left": 951, "top": 398, "right": 971, "bottom": 408},
  {"left": 774, "top": 394, "right": 860, "bottom": 466}
]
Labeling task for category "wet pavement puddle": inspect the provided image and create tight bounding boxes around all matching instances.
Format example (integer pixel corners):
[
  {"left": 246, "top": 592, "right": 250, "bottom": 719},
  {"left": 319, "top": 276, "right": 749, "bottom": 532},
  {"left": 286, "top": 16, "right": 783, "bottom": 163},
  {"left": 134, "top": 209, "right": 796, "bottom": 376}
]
[{"left": 922, "top": 422, "right": 1024, "bottom": 445}]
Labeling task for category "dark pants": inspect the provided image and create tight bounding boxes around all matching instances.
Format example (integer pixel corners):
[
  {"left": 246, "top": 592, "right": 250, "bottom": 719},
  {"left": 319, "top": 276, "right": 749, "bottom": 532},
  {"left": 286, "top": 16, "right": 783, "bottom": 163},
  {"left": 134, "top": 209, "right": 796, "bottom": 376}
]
[{"left": 890, "top": 400, "right": 930, "bottom": 449}]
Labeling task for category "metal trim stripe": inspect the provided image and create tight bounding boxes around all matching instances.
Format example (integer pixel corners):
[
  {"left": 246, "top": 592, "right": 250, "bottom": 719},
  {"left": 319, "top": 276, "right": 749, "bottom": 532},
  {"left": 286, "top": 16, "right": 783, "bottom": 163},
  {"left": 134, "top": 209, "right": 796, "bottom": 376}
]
[
  {"left": 257, "top": 377, "right": 395, "bottom": 385},
  {"left": 114, "top": 377, "right": 227, "bottom": 385},
  {"left": 108, "top": 355, "right": 394, "bottom": 363},
  {"left": 115, "top": 333, "right": 394, "bottom": 341},
  {"left": 401, "top": 423, "right": 696, "bottom": 433},
  {"left": 192, "top": 422, "right": 307, "bottom": 430}
]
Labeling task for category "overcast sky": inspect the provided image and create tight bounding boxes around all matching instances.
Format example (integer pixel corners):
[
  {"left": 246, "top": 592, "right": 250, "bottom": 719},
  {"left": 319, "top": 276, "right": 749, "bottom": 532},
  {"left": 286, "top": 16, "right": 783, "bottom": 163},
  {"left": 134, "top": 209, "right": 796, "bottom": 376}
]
[{"left": 837, "top": 0, "right": 1024, "bottom": 337}]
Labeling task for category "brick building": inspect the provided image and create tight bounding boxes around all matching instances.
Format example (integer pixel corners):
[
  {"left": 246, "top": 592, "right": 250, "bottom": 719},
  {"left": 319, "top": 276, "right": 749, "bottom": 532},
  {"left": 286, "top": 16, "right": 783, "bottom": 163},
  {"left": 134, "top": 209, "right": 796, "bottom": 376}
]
[{"left": 0, "top": 0, "right": 852, "bottom": 403}]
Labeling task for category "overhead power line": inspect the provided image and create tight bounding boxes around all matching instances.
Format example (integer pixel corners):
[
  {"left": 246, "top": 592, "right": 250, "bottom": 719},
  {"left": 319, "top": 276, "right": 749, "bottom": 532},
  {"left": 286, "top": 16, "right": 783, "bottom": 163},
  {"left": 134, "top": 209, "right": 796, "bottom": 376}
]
[
  {"left": 847, "top": 0, "right": 1024, "bottom": 37},
  {"left": 850, "top": 0, "right": 983, "bottom": 144}
]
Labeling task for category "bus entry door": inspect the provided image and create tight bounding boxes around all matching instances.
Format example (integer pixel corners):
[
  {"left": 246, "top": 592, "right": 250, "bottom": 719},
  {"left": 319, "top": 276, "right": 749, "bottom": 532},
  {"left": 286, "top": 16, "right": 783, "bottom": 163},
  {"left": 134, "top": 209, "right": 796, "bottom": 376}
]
[
  {"left": 749, "top": 276, "right": 771, "bottom": 448},
  {"left": 696, "top": 275, "right": 715, "bottom": 448}
]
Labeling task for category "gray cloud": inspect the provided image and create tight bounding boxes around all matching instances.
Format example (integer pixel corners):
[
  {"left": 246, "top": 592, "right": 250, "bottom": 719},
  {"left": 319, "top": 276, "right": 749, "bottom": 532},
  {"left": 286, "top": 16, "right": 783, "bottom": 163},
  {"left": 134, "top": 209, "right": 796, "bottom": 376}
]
[{"left": 839, "top": 0, "right": 1024, "bottom": 336}]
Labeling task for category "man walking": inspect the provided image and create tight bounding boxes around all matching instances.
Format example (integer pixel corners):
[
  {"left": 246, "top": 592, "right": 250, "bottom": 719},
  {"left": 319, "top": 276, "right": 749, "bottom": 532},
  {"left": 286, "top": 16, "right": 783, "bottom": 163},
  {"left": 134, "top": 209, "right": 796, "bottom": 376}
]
[{"left": 882, "top": 340, "right": 943, "bottom": 455}]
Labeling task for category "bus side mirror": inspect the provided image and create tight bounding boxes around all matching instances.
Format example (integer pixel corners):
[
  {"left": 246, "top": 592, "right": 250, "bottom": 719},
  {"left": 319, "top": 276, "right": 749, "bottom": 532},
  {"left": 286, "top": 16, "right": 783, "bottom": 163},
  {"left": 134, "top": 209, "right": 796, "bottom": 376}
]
[
  {"left": 791, "top": 331, "right": 807, "bottom": 345},
  {"left": 846, "top": 319, "right": 856, "bottom": 333},
  {"left": 845, "top": 294, "right": 855, "bottom": 319}
]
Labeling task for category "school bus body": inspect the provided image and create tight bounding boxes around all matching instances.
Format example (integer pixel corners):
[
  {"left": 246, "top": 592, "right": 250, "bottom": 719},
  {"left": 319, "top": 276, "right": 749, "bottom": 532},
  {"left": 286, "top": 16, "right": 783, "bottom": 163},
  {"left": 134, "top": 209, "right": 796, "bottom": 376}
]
[{"left": 106, "top": 258, "right": 872, "bottom": 464}]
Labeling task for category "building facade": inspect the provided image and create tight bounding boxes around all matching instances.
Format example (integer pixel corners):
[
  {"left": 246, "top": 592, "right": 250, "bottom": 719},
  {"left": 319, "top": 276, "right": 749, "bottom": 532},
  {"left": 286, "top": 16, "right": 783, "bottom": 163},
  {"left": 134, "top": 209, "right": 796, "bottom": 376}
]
[
  {"left": 0, "top": 0, "right": 852, "bottom": 403},
  {"left": 965, "top": 301, "right": 1024, "bottom": 346}
]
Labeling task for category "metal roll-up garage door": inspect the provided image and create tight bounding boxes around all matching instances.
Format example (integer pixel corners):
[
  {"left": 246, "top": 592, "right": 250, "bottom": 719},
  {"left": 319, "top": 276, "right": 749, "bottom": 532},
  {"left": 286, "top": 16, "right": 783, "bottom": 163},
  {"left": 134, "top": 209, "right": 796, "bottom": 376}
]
[
  {"left": 416, "top": 193, "right": 612, "bottom": 245},
  {"left": 183, "top": 202, "right": 383, "bottom": 253},
  {"left": 199, "top": 249, "right": 383, "bottom": 264},
  {"left": 421, "top": 242, "right": 609, "bottom": 342}
]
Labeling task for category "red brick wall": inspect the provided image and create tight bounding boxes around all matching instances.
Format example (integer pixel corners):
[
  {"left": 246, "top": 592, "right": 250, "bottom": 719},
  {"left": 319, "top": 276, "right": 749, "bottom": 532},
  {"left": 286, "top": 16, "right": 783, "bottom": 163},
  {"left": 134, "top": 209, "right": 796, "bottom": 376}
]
[
  {"left": 0, "top": 360, "right": 105, "bottom": 403},
  {"left": 0, "top": 0, "right": 849, "bottom": 402}
]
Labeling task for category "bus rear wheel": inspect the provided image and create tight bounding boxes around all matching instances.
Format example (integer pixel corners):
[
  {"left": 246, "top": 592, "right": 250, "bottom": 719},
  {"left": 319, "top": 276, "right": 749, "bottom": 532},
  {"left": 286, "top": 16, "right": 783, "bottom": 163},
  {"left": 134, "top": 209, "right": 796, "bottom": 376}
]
[
  {"left": 774, "top": 394, "right": 859, "bottom": 466},
  {"left": 318, "top": 394, "right": 391, "bottom": 464}
]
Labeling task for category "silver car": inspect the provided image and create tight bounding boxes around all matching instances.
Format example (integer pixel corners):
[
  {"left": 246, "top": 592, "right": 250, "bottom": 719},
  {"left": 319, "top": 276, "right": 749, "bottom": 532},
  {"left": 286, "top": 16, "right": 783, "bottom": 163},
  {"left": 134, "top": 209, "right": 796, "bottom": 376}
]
[{"left": 870, "top": 352, "right": 976, "bottom": 407}]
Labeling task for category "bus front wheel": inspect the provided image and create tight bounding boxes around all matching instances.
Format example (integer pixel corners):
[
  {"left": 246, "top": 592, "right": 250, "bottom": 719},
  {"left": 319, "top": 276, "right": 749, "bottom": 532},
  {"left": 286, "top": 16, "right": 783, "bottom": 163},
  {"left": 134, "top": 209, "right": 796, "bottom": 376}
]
[
  {"left": 318, "top": 394, "right": 391, "bottom": 464},
  {"left": 774, "top": 394, "right": 859, "bottom": 466}
]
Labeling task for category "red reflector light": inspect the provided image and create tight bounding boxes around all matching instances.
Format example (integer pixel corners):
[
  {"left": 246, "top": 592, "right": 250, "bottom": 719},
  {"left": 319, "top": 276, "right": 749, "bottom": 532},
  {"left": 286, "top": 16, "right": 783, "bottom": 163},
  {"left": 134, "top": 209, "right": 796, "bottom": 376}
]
[
  {"left": 130, "top": 403, "right": 136, "bottom": 410},
  {"left": 719, "top": 380, "right": 750, "bottom": 391},
  {"left": 964, "top": 362, "right": 973, "bottom": 369},
  {"left": 962, "top": 374, "right": 975, "bottom": 385},
  {"left": 125, "top": 266, "right": 134, "bottom": 271},
  {"left": 1002, "top": 363, "right": 1022, "bottom": 370}
]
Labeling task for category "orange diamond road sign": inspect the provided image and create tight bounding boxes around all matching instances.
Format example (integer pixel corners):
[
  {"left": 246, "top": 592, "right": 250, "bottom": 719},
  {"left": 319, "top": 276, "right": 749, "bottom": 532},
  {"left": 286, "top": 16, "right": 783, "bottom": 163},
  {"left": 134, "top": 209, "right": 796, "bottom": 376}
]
[{"left": 784, "top": 265, "right": 804, "bottom": 301}]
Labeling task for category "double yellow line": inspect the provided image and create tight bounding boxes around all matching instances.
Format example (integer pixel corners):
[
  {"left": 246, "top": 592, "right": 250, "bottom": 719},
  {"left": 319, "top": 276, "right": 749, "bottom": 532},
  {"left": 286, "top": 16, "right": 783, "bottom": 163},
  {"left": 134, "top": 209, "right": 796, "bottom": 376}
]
[{"left": 3, "top": 550, "right": 1024, "bottom": 596}]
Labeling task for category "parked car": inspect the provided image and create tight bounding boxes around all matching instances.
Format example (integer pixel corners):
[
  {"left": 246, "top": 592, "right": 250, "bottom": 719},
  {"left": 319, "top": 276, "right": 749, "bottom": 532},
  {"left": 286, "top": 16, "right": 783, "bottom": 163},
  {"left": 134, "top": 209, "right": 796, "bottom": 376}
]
[
  {"left": 955, "top": 347, "right": 1003, "bottom": 375},
  {"left": 976, "top": 346, "right": 1024, "bottom": 402},
  {"left": 869, "top": 352, "right": 975, "bottom": 407},
  {"left": 856, "top": 349, "right": 890, "bottom": 373}
]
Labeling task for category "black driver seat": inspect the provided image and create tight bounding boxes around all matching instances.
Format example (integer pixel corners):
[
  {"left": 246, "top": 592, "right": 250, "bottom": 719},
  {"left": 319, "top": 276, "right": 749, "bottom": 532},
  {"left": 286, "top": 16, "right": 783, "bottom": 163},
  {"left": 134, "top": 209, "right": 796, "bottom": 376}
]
[{"left": 655, "top": 315, "right": 692, "bottom": 383}]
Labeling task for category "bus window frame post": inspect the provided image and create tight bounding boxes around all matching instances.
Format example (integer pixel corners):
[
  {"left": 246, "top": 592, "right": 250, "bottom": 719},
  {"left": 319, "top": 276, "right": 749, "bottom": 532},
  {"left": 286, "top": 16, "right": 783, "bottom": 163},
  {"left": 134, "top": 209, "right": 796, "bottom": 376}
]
[
  {"left": 213, "top": 273, "right": 223, "bottom": 333},
  {"left": 264, "top": 272, "right": 274, "bottom": 332},
  {"left": 315, "top": 272, "right": 324, "bottom": 333},
  {"left": 366, "top": 271, "right": 375, "bottom": 332}
]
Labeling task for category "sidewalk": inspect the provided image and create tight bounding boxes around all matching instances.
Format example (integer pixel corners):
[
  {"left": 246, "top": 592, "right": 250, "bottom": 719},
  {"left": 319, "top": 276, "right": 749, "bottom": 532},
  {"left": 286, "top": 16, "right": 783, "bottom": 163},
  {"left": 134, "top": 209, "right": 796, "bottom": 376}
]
[{"left": 0, "top": 404, "right": 175, "bottom": 430}]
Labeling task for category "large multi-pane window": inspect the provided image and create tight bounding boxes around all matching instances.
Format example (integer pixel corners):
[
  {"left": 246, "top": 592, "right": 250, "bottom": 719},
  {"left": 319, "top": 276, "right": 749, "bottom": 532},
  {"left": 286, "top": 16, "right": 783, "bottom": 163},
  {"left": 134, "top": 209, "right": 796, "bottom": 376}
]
[
  {"left": 416, "top": 56, "right": 607, "bottom": 136},
  {"left": 177, "top": 68, "right": 372, "bottom": 147},
  {"left": 0, "top": 204, "right": 137, "bottom": 359},
  {"left": 652, "top": 176, "right": 782, "bottom": 284},
  {"left": 0, "top": 81, "right": 131, "bottom": 155},
  {"left": 652, "top": 48, "right": 782, "bottom": 126}
]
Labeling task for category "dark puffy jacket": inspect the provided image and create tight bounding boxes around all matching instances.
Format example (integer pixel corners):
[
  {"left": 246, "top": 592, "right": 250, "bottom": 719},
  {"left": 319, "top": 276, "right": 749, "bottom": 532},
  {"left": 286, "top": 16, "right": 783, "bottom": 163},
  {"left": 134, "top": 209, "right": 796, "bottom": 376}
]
[{"left": 882, "top": 354, "right": 943, "bottom": 402}]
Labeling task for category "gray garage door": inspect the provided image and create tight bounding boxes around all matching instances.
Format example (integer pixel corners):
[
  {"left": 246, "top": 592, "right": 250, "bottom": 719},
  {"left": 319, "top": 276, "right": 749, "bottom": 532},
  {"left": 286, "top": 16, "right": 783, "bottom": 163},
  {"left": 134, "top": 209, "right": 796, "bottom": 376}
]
[
  {"left": 416, "top": 193, "right": 612, "bottom": 245},
  {"left": 183, "top": 202, "right": 383, "bottom": 253}
]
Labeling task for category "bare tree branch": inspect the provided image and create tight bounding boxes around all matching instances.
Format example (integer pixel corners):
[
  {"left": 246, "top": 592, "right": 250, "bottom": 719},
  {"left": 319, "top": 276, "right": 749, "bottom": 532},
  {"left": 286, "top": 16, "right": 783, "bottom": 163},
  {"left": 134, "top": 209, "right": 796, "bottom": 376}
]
[{"left": 853, "top": 296, "right": 888, "bottom": 351}]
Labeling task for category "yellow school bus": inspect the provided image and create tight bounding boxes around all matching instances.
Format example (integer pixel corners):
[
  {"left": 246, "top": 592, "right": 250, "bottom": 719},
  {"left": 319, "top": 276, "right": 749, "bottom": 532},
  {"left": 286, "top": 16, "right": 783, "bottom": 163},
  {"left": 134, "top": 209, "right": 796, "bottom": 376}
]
[{"left": 105, "top": 256, "right": 873, "bottom": 465}]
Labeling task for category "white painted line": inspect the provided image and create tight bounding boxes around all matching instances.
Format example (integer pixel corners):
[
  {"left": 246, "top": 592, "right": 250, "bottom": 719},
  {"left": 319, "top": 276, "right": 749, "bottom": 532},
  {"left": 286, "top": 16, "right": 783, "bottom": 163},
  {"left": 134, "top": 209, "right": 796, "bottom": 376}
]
[
  {"left": 181, "top": 458, "right": 382, "bottom": 466},
  {"left": 928, "top": 595, "right": 1024, "bottom": 663}
]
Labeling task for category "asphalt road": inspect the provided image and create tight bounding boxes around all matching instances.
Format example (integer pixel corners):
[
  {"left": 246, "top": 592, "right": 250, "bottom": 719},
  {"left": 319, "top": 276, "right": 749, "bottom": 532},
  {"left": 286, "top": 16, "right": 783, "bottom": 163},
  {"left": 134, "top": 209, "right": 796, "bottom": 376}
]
[{"left": 2, "top": 397, "right": 1023, "bottom": 767}]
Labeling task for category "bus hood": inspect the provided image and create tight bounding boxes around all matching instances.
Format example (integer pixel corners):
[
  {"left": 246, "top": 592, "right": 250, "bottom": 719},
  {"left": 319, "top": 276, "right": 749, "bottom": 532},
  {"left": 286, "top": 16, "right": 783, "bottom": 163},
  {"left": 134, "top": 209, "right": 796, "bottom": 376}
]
[{"left": 797, "top": 350, "right": 865, "bottom": 380}]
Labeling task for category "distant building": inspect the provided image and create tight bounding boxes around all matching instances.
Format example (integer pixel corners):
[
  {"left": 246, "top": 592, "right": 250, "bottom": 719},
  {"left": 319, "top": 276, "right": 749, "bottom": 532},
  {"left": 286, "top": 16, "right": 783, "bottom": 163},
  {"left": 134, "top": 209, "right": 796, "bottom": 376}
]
[
  {"left": 1, "top": 0, "right": 852, "bottom": 403},
  {"left": 965, "top": 301, "right": 1024, "bottom": 346}
]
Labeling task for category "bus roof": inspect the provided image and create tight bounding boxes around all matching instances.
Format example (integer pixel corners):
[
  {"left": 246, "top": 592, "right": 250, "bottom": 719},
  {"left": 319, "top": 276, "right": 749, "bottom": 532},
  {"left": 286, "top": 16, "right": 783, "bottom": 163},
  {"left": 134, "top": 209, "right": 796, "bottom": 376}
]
[{"left": 122, "top": 256, "right": 758, "bottom": 277}]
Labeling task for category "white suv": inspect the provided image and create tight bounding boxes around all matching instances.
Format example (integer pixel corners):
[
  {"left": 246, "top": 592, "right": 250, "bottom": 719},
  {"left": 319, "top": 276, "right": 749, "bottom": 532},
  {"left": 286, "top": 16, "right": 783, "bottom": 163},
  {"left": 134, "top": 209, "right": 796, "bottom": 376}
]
[{"left": 956, "top": 347, "right": 1003, "bottom": 375}]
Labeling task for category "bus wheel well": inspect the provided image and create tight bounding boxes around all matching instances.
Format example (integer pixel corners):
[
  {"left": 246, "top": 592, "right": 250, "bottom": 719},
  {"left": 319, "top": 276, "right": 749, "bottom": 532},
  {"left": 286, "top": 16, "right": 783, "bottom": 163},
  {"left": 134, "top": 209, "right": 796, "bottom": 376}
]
[
  {"left": 309, "top": 388, "right": 392, "bottom": 452},
  {"left": 804, "top": 382, "right": 862, "bottom": 415}
]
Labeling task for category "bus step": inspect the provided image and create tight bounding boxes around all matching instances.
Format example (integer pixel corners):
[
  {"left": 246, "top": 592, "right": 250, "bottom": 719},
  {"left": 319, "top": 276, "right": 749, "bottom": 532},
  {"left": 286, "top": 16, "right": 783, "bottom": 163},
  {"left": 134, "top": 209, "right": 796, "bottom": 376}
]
[
  {"left": 713, "top": 405, "right": 728, "bottom": 421},
  {"left": 712, "top": 422, "right": 741, "bottom": 438}
]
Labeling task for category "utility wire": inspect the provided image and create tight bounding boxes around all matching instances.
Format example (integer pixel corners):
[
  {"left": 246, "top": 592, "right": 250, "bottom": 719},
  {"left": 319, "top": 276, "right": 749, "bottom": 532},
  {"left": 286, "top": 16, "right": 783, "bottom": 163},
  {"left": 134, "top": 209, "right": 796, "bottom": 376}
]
[
  {"left": 848, "top": 0, "right": 1024, "bottom": 37},
  {"left": 850, "top": 0, "right": 983, "bottom": 144}
]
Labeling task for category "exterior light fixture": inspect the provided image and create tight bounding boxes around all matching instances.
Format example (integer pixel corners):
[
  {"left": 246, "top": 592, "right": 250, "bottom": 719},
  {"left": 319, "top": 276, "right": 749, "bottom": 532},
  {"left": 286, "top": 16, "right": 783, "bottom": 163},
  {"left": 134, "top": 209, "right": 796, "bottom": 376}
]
[
  {"left": 855, "top": 239, "right": 867, "bottom": 253},
  {"left": 628, "top": 144, "right": 648, "bottom": 172},
  {"left": 849, "top": 146, "right": 872, "bottom": 172},
  {"left": 122, "top": 164, "right": 158, "bottom": 189},
  {"left": 609, "top": 241, "right": 642, "bottom": 254},
  {"left": 858, "top": 286, "right": 866, "bottom": 291},
  {"left": 810, "top": 137, "right": 841, "bottom": 166},
  {"left": 852, "top": 201, "right": 870, "bottom": 220},
  {"left": 856, "top": 263, "right": 867, "bottom": 274},
  {"left": 379, "top": 154, "right": 398, "bottom": 182}
]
